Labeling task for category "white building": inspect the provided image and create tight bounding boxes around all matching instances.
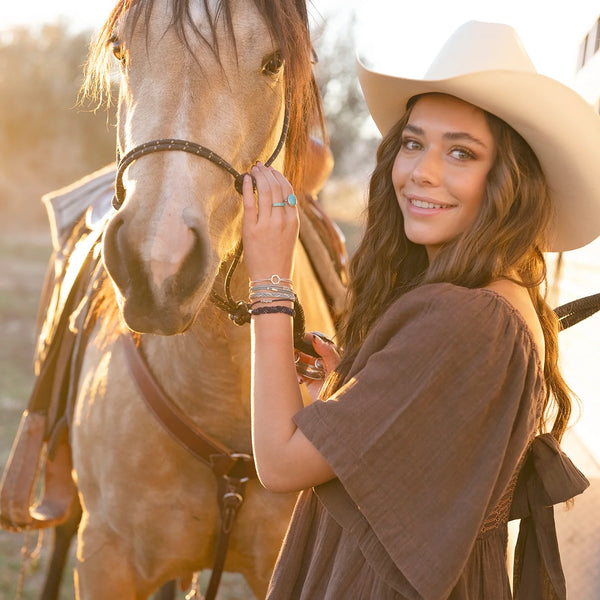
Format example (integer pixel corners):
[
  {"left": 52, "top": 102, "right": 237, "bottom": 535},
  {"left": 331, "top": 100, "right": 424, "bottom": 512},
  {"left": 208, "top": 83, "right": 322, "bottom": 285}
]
[
  {"left": 554, "top": 13, "right": 600, "bottom": 600},
  {"left": 575, "top": 14, "right": 600, "bottom": 109}
]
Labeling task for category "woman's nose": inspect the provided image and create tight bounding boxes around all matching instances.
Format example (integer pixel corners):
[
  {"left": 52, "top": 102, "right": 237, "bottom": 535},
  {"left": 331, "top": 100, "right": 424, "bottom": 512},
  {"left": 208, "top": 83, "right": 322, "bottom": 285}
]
[{"left": 411, "top": 149, "right": 442, "bottom": 186}]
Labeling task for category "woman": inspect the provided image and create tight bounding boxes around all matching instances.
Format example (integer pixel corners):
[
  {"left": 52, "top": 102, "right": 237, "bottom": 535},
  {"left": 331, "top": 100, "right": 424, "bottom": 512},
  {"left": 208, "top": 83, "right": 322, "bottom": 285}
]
[{"left": 241, "top": 21, "right": 598, "bottom": 599}]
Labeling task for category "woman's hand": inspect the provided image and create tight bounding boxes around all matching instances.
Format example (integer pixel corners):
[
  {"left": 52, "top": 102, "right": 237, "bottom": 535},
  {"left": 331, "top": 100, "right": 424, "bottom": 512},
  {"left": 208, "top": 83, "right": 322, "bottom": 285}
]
[
  {"left": 243, "top": 165, "right": 336, "bottom": 492},
  {"left": 298, "top": 333, "right": 342, "bottom": 402},
  {"left": 242, "top": 163, "right": 299, "bottom": 283}
]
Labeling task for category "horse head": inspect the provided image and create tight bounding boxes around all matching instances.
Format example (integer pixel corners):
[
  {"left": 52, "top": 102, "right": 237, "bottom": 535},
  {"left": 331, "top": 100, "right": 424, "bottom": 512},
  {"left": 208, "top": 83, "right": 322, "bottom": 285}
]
[{"left": 87, "top": 0, "right": 322, "bottom": 334}]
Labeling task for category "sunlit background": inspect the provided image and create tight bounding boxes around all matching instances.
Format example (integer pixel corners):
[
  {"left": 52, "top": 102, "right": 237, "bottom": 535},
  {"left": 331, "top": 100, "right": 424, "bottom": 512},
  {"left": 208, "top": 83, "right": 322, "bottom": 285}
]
[{"left": 0, "top": 0, "right": 599, "bottom": 598}]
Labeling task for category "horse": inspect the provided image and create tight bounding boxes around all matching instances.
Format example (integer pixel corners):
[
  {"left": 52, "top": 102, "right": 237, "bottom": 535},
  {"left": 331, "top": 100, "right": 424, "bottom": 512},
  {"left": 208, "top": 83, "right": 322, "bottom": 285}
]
[{"left": 66, "top": 1, "right": 340, "bottom": 598}]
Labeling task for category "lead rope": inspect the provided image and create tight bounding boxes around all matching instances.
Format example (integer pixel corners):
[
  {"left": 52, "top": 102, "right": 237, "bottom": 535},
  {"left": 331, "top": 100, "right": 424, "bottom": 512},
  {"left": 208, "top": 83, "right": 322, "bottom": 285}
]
[
  {"left": 209, "top": 239, "right": 309, "bottom": 349},
  {"left": 15, "top": 531, "right": 44, "bottom": 600},
  {"left": 184, "top": 572, "right": 202, "bottom": 599},
  {"left": 555, "top": 292, "right": 600, "bottom": 330}
]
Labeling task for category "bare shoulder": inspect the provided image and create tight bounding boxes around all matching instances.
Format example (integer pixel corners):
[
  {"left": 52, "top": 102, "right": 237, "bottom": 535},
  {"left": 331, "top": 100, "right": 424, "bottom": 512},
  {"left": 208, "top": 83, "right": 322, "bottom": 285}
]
[{"left": 484, "top": 279, "right": 545, "bottom": 365}]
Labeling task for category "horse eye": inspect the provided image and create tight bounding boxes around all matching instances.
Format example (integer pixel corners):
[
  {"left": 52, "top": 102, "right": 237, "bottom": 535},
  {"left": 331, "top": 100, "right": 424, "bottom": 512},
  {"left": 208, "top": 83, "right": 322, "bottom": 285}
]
[
  {"left": 262, "top": 52, "right": 284, "bottom": 75},
  {"left": 110, "top": 35, "right": 124, "bottom": 62}
]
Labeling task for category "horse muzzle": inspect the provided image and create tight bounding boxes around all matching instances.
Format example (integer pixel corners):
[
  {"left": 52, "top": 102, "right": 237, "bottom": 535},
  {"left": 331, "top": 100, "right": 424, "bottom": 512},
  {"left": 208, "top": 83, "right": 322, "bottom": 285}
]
[{"left": 103, "top": 214, "right": 212, "bottom": 335}]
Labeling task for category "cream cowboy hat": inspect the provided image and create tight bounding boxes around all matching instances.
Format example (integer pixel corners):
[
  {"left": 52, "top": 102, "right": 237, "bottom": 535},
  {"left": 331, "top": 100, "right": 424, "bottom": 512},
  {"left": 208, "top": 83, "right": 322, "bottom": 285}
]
[{"left": 357, "top": 20, "right": 600, "bottom": 252}]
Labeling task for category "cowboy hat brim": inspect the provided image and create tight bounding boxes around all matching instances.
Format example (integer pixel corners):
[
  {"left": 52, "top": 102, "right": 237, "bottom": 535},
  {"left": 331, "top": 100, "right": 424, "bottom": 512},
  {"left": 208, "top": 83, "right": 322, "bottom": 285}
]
[{"left": 357, "top": 59, "right": 600, "bottom": 252}]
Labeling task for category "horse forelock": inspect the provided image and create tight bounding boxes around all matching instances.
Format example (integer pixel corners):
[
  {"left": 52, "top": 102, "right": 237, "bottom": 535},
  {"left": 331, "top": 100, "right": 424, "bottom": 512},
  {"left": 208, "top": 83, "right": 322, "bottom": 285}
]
[{"left": 82, "top": 0, "right": 324, "bottom": 192}]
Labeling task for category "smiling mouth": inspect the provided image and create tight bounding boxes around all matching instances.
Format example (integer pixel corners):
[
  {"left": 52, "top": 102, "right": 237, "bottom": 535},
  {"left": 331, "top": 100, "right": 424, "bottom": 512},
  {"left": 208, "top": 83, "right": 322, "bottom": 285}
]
[{"left": 408, "top": 197, "right": 454, "bottom": 210}]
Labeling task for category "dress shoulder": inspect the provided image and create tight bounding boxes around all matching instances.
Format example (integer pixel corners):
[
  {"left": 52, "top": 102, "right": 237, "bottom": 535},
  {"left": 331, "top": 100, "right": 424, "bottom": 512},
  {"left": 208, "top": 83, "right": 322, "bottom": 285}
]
[{"left": 370, "top": 282, "right": 542, "bottom": 370}]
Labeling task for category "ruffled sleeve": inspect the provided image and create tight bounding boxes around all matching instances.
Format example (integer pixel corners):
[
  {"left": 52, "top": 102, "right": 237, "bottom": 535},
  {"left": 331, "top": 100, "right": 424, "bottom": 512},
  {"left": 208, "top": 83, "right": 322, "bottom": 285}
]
[
  {"left": 510, "top": 434, "right": 590, "bottom": 600},
  {"left": 294, "top": 283, "right": 546, "bottom": 599}
]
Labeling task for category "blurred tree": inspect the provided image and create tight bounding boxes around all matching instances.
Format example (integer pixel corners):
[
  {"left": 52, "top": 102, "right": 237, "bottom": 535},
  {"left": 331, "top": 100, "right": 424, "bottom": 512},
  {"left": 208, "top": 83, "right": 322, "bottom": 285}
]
[
  {"left": 0, "top": 16, "right": 375, "bottom": 227},
  {"left": 0, "top": 22, "right": 115, "bottom": 226},
  {"left": 313, "top": 15, "right": 379, "bottom": 178}
]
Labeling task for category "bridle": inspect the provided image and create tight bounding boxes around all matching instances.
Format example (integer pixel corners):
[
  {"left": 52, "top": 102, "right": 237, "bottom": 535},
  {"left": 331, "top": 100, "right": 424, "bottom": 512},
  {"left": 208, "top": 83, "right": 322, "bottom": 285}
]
[
  {"left": 112, "top": 100, "right": 290, "bottom": 210},
  {"left": 110, "top": 97, "right": 311, "bottom": 345}
]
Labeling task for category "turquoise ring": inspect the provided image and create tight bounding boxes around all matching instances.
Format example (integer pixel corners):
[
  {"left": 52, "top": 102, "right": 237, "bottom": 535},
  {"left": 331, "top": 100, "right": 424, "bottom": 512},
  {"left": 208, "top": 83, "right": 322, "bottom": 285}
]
[
  {"left": 272, "top": 202, "right": 286, "bottom": 207},
  {"left": 286, "top": 193, "right": 297, "bottom": 206}
]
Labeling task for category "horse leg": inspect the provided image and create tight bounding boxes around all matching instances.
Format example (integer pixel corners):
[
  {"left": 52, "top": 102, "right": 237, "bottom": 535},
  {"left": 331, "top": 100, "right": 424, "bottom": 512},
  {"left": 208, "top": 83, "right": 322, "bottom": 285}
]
[
  {"left": 74, "top": 515, "right": 140, "bottom": 600},
  {"left": 40, "top": 496, "right": 82, "bottom": 600},
  {"left": 151, "top": 580, "right": 176, "bottom": 600}
]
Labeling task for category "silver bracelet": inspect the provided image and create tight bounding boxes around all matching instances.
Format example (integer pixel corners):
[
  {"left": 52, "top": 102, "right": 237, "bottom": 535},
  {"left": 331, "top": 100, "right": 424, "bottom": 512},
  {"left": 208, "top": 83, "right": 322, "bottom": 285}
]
[
  {"left": 250, "top": 275, "right": 293, "bottom": 286},
  {"left": 249, "top": 291, "right": 296, "bottom": 302},
  {"left": 249, "top": 284, "right": 294, "bottom": 293}
]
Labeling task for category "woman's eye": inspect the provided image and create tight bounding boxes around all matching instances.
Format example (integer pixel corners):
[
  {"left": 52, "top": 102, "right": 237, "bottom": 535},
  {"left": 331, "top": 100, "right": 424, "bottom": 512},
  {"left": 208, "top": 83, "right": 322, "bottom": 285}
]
[
  {"left": 451, "top": 147, "right": 475, "bottom": 160},
  {"left": 262, "top": 52, "right": 284, "bottom": 75},
  {"left": 401, "top": 138, "right": 422, "bottom": 151}
]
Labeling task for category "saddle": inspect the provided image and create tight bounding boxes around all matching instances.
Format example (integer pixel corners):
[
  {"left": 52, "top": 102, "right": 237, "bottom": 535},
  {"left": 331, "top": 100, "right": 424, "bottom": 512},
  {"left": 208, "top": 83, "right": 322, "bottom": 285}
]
[
  {"left": 0, "top": 143, "right": 348, "bottom": 532},
  {"left": 0, "top": 166, "right": 113, "bottom": 531}
]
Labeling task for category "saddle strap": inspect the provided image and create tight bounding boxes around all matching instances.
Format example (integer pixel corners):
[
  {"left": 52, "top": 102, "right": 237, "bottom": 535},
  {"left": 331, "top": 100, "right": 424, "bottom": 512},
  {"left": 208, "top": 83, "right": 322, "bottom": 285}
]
[
  {"left": 204, "top": 474, "right": 250, "bottom": 600},
  {"left": 0, "top": 411, "right": 75, "bottom": 531},
  {"left": 121, "top": 332, "right": 256, "bottom": 599}
]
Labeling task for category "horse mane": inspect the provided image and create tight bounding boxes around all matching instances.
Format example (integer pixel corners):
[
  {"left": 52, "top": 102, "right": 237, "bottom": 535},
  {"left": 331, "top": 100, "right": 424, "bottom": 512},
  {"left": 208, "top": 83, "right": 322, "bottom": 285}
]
[{"left": 81, "top": 0, "right": 325, "bottom": 191}]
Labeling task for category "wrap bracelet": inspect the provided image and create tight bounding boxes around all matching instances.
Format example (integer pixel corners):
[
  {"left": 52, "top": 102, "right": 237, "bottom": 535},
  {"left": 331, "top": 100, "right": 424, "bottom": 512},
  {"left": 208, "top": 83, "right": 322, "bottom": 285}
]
[{"left": 251, "top": 305, "right": 296, "bottom": 317}]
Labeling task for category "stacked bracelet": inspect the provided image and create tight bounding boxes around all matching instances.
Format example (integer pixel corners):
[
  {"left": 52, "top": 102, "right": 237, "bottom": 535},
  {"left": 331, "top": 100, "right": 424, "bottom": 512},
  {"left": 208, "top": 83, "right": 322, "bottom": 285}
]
[
  {"left": 251, "top": 305, "right": 296, "bottom": 317},
  {"left": 249, "top": 275, "right": 295, "bottom": 305}
]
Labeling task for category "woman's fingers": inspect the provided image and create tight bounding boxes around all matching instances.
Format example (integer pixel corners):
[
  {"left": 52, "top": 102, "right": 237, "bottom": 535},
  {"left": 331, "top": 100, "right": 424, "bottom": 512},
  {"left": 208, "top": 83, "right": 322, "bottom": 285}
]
[
  {"left": 312, "top": 334, "right": 341, "bottom": 372},
  {"left": 251, "top": 163, "right": 297, "bottom": 222},
  {"left": 242, "top": 174, "right": 257, "bottom": 224},
  {"left": 242, "top": 163, "right": 299, "bottom": 282},
  {"left": 252, "top": 163, "right": 276, "bottom": 221}
]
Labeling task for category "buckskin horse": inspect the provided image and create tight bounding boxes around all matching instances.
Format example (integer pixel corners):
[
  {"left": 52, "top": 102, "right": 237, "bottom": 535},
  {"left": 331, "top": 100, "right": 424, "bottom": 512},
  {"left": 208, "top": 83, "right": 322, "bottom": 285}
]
[{"left": 0, "top": 1, "right": 346, "bottom": 598}]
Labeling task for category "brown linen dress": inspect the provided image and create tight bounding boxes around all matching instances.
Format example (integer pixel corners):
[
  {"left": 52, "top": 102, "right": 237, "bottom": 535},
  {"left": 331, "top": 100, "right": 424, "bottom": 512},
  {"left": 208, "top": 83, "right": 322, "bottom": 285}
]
[{"left": 266, "top": 283, "right": 587, "bottom": 600}]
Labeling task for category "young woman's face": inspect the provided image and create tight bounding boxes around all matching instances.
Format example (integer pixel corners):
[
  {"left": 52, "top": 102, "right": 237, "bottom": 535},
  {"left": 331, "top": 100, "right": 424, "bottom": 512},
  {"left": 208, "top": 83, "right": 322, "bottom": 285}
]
[{"left": 392, "top": 94, "right": 496, "bottom": 258}]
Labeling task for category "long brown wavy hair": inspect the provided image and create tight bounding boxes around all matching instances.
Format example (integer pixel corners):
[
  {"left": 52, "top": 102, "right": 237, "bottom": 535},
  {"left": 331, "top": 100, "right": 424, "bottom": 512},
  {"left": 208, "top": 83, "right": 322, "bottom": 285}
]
[{"left": 326, "top": 94, "right": 573, "bottom": 441}]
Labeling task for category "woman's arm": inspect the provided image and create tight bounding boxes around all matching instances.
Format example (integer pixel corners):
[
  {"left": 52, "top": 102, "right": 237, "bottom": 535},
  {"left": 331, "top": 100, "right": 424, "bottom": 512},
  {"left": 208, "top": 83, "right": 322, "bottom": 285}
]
[{"left": 242, "top": 164, "right": 335, "bottom": 492}]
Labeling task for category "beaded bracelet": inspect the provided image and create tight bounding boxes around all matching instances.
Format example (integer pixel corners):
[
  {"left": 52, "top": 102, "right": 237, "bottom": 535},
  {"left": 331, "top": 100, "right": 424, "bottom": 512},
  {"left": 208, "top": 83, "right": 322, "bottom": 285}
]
[{"left": 251, "top": 305, "right": 296, "bottom": 317}]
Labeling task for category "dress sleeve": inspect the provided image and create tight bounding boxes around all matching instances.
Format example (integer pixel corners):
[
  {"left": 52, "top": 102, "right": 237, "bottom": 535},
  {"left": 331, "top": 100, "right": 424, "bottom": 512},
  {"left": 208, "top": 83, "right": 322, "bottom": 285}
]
[{"left": 294, "top": 283, "right": 545, "bottom": 599}]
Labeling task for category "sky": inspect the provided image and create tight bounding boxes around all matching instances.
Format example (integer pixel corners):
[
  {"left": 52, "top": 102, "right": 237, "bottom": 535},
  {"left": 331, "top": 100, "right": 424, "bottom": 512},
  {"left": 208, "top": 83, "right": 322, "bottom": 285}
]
[{"left": 0, "top": 0, "right": 598, "bottom": 87}]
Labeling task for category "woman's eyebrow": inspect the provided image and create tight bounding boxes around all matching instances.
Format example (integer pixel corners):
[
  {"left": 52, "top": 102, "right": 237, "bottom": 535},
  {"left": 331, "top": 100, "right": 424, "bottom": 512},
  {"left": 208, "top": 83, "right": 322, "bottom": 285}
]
[
  {"left": 403, "top": 124, "right": 488, "bottom": 149},
  {"left": 443, "top": 131, "right": 489, "bottom": 149}
]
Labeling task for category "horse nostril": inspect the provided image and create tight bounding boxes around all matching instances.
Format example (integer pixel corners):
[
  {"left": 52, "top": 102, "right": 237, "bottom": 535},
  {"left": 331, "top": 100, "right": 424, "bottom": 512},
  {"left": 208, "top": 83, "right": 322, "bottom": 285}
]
[
  {"left": 102, "top": 216, "right": 141, "bottom": 295},
  {"left": 173, "top": 227, "right": 210, "bottom": 299},
  {"left": 102, "top": 216, "right": 124, "bottom": 279}
]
